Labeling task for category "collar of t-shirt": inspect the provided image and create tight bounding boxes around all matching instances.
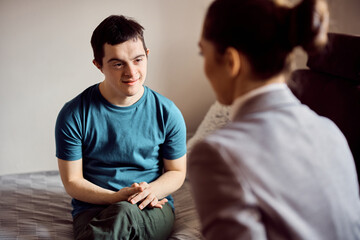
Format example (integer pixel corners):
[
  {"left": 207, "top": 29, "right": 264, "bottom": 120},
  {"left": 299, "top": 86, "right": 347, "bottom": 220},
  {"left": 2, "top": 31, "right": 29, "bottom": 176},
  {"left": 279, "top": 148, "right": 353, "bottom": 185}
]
[{"left": 230, "top": 83, "right": 287, "bottom": 121}]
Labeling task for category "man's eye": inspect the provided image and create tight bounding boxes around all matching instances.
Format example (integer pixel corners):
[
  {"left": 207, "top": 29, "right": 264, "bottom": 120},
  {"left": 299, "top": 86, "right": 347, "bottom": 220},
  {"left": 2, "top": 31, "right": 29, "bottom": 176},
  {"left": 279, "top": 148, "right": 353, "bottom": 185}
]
[
  {"left": 114, "top": 63, "right": 123, "bottom": 67},
  {"left": 135, "top": 58, "right": 143, "bottom": 63}
]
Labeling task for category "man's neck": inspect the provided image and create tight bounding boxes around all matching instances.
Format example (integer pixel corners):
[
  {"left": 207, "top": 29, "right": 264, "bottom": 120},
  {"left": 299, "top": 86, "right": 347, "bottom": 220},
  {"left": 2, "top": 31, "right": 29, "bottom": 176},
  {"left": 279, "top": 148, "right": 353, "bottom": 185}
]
[{"left": 99, "top": 82, "right": 145, "bottom": 107}]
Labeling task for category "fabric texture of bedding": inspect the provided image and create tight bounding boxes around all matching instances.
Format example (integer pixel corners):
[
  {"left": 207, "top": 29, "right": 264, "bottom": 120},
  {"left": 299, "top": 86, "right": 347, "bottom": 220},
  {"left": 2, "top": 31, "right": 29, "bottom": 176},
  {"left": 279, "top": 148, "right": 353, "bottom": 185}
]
[
  {"left": 187, "top": 101, "right": 231, "bottom": 153},
  {"left": 0, "top": 171, "right": 201, "bottom": 240}
]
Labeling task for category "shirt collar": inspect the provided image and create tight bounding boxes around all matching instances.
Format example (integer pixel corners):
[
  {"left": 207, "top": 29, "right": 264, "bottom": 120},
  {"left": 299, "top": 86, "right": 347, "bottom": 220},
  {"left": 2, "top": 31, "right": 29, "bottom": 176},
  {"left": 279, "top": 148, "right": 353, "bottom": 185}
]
[{"left": 230, "top": 83, "right": 287, "bottom": 121}]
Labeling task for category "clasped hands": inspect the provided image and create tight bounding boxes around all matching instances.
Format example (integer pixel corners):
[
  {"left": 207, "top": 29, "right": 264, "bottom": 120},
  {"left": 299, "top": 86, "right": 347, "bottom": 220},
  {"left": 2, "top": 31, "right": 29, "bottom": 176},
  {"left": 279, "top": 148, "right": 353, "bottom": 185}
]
[{"left": 121, "top": 182, "right": 168, "bottom": 210}]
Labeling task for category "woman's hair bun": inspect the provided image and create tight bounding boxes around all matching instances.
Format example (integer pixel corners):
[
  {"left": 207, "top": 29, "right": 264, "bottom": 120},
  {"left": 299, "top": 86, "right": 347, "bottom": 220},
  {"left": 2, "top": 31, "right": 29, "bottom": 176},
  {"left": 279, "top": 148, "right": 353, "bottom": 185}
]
[{"left": 286, "top": 0, "right": 329, "bottom": 53}]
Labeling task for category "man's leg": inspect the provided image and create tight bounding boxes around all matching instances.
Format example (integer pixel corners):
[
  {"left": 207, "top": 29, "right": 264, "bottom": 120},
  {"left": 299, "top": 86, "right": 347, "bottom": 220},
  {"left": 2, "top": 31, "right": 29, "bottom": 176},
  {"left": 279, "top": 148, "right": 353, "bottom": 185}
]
[{"left": 73, "top": 201, "right": 175, "bottom": 240}]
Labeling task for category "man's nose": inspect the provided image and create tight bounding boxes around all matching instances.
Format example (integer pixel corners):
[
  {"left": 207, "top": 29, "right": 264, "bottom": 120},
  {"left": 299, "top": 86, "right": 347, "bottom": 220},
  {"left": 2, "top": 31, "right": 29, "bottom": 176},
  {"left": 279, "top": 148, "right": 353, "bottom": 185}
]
[{"left": 124, "top": 64, "right": 137, "bottom": 78}]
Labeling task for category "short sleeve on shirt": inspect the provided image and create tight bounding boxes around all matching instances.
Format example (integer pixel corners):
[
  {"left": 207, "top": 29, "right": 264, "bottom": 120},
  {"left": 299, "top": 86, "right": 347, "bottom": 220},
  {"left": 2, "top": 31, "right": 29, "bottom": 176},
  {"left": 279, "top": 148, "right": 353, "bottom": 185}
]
[
  {"left": 55, "top": 102, "right": 83, "bottom": 161},
  {"left": 162, "top": 103, "right": 187, "bottom": 160}
]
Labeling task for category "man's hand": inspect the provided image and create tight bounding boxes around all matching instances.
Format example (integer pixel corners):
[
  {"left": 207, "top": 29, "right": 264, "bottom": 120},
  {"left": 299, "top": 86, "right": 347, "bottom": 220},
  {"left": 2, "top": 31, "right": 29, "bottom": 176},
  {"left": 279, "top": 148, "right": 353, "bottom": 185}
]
[
  {"left": 115, "top": 184, "right": 145, "bottom": 202},
  {"left": 127, "top": 182, "right": 168, "bottom": 210},
  {"left": 127, "top": 155, "right": 187, "bottom": 210}
]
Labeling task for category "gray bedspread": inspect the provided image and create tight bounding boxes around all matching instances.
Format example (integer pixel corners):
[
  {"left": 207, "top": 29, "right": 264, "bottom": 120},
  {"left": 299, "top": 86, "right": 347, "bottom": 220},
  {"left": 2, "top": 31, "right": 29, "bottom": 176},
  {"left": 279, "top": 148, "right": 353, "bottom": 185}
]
[{"left": 0, "top": 171, "right": 201, "bottom": 239}]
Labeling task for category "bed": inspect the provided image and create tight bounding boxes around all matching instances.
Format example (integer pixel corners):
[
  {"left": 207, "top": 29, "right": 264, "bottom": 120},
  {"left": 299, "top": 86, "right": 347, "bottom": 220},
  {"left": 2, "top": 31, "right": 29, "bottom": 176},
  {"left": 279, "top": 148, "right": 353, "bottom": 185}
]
[{"left": 0, "top": 171, "right": 202, "bottom": 239}]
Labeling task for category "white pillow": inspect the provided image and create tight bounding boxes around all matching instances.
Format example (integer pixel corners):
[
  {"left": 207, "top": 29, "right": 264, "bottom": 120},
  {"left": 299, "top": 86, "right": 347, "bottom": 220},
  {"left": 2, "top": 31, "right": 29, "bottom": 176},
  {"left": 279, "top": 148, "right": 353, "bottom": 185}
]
[{"left": 187, "top": 101, "right": 231, "bottom": 153}]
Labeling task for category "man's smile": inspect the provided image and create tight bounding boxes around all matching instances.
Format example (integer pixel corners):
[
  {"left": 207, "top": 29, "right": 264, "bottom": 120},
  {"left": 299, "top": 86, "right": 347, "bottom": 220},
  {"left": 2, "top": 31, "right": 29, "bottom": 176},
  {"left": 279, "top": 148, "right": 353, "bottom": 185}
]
[
  {"left": 123, "top": 80, "right": 138, "bottom": 86},
  {"left": 122, "top": 76, "right": 141, "bottom": 85}
]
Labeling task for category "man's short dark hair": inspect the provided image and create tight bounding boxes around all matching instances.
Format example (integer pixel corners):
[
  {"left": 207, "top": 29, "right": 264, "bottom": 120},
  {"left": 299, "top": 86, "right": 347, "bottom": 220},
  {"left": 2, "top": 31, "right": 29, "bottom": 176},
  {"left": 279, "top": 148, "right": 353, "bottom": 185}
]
[{"left": 91, "top": 15, "right": 147, "bottom": 67}]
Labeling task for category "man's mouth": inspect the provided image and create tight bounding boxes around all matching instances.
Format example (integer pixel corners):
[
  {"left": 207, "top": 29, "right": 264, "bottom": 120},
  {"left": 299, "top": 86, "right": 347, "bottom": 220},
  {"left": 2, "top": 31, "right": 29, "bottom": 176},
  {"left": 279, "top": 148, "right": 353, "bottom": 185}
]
[{"left": 122, "top": 77, "right": 141, "bottom": 85}]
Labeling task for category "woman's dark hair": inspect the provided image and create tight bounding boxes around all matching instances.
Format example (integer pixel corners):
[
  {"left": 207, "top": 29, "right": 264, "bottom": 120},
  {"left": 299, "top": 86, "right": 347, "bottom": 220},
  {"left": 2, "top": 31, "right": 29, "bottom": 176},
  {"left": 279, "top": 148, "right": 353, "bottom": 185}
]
[
  {"left": 91, "top": 15, "right": 147, "bottom": 67},
  {"left": 203, "top": 0, "right": 329, "bottom": 79}
]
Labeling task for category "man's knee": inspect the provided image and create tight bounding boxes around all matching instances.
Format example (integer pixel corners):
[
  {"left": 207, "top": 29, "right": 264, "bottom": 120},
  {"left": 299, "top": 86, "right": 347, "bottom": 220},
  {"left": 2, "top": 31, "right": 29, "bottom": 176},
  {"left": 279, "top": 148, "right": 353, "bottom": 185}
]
[
  {"left": 82, "top": 202, "right": 140, "bottom": 239},
  {"left": 77, "top": 201, "right": 174, "bottom": 240},
  {"left": 100, "top": 201, "right": 140, "bottom": 219}
]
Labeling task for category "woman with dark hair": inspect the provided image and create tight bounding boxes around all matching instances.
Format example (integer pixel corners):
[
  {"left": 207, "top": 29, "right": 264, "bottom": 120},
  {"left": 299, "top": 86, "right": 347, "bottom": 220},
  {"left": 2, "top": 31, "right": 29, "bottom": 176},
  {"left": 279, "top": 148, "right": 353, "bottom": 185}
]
[{"left": 189, "top": 0, "right": 360, "bottom": 239}]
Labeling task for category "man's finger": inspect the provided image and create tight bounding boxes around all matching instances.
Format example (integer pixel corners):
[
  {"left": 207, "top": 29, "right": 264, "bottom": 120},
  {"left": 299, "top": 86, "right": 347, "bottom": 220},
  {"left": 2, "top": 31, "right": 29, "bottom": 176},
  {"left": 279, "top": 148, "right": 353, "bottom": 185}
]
[
  {"left": 154, "top": 204, "right": 163, "bottom": 209},
  {"left": 153, "top": 198, "right": 168, "bottom": 209},
  {"left": 129, "top": 187, "right": 150, "bottom": 204},
  {"left": 150, "top": 197, "right": 159, "bottom": 207},
  {"left": 126, "top": 186, "right": 143, "bottom": 198},
  {"left": 139, "top": 194, "right": 156, "bottom": 210},
  {"left": 138, "top": 182, "right": 149, "bottom": 188}
]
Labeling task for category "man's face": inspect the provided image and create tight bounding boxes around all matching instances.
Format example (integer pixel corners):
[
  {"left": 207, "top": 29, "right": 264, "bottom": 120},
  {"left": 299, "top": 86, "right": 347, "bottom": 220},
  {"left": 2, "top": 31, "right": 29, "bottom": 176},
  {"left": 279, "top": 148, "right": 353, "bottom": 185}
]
[{"left": 96, "top": 38, "right": 149, "bottom": 103}]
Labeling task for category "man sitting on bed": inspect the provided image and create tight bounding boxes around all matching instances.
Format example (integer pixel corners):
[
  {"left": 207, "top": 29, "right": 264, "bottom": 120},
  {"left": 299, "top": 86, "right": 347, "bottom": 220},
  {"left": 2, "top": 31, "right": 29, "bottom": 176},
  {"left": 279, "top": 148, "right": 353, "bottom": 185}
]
[{"left": 55, "top": 15, "right": 187, "bottom": 240}]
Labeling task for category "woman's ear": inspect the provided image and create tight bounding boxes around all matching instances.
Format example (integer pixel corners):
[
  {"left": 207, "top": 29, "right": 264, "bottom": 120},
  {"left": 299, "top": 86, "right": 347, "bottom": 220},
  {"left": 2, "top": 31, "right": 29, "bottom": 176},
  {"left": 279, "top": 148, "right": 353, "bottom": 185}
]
[
  {"left": 93, "top": 59, "right": 103, "bottom": 72},
  {"left": 224, "top": 47, "right": 241, "bottom": 78}
]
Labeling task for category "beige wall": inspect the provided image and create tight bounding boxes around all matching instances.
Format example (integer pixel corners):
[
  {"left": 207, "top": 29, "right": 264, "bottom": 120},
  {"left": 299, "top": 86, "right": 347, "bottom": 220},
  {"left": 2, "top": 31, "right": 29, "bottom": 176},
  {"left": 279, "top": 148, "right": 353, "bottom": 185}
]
[
  {"left": 328, "top": 0, "right": 360, "bottom": 35},
  {"left": 0, "top": 0, "right": 358, "bottom": 175},
  {"left": 0, "top": 0, "right": 214, "bottom": 175}
]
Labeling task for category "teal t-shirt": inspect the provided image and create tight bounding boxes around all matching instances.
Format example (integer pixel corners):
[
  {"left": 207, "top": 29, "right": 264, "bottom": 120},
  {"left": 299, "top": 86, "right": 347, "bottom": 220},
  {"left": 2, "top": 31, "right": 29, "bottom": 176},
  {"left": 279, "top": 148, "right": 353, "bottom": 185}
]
[{"left": 55, "top": 84, "right": 187, "bottom": 217}]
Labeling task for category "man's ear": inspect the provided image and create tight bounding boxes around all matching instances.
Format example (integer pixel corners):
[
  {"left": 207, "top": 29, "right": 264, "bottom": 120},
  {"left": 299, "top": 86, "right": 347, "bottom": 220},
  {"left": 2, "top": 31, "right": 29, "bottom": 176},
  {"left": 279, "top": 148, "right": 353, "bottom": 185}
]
[
  {"left": 93, "top": 59, "right": 103, "bottom": 72},
  {"left": 224, "top": 47, "right": 241, "bottom": 78},
  {"left": 146, "top": 48, "right": 150, "bottom": 57}
]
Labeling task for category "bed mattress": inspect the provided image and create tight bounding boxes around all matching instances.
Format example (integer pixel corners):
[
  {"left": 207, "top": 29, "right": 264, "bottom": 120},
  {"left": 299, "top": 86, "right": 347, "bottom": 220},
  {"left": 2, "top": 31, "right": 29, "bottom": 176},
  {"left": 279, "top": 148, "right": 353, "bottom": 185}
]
[{"left": 0, "top": 171, "right": 201, "bottom": 239}]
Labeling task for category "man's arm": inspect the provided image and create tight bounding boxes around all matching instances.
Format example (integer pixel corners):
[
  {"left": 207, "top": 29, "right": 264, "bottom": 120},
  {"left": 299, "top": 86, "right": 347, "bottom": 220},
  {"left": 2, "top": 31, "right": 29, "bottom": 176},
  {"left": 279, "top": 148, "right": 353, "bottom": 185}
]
[
  {"left": 58, "top": 158, "right": 144, "bottom": 205},
  {"left": 128, "top": 154, "right": 187, "bottom": 209}
]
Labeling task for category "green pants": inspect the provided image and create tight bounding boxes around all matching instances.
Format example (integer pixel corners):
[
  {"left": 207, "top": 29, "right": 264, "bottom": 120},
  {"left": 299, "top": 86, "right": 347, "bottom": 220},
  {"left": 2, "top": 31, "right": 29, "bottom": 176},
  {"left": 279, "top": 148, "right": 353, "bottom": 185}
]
[{"left": 73, "top": 201, "right": 175, "bottom": 240}]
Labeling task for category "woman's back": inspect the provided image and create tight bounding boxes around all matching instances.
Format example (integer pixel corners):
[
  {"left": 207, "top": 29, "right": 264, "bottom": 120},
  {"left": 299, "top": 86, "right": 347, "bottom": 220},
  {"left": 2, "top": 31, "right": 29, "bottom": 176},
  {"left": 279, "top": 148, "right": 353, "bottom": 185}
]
[
  {"left": 190, "top": 86, "right": 360, "bottom": 239},
  {"left": 189, "top": 0, "right": 360, "bottom": 239}
]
